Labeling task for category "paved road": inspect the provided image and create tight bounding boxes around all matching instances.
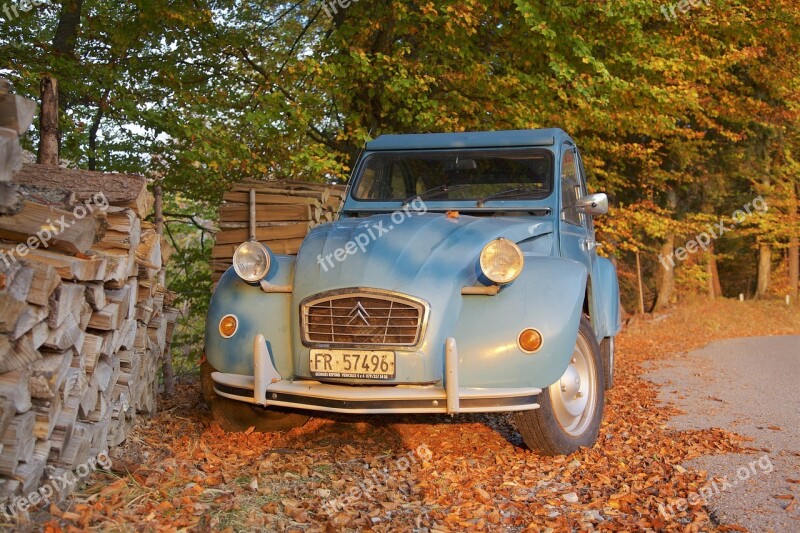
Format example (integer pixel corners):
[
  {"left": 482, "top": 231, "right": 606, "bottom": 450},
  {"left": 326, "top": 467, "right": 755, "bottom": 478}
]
[{"left": 645, "top": 335, "right": 800, "bottom": 533}]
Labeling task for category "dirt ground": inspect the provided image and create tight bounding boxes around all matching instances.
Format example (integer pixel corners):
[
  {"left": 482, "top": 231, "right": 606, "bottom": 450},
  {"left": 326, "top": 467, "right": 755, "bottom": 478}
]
[{"left": 10, "top": 299, "right": 800, "bottom": 532}]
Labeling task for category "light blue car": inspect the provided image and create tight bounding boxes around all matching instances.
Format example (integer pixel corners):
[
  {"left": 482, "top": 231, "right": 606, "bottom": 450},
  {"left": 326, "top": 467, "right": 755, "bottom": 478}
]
[{"left": 203, "top": 128, "right": 621, "bottom": 455}]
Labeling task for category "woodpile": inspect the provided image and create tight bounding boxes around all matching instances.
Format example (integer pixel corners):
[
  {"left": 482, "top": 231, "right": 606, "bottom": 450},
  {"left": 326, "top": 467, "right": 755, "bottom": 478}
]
[
  {"left": 0, "top": 164, "right": 177, "bottom": 511},
  {"left": 212, "top": 179, "right": 346, "bottom": 282}
]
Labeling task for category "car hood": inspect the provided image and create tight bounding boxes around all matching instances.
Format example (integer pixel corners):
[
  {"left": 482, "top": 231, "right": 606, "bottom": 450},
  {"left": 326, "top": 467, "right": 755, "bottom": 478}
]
[{"left": 293, "top": 212, "right": 553, "bottom": 298}]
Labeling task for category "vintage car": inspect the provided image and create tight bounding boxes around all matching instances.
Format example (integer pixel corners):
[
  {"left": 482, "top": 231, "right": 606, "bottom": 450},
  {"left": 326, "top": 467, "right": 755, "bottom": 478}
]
[{"left": 202, "top": 128, "right": 621, "bottom": 455}]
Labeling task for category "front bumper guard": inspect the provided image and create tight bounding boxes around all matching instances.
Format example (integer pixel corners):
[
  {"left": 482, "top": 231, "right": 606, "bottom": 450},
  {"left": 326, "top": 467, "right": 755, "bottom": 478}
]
[{"left": 211, "top": 334, "right": 541, "bottom": 415}]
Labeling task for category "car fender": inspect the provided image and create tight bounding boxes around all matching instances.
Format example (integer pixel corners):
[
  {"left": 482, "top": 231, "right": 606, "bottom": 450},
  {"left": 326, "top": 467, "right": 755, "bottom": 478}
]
[
  {"left": 592, "top": 256, "right": 621, "bottom": 339},
  {"left": 204, "top": 256, "right": 296, "bottom": 376},
  {"left": 452, "top": 256, "right": 587, "bottom": 389}
]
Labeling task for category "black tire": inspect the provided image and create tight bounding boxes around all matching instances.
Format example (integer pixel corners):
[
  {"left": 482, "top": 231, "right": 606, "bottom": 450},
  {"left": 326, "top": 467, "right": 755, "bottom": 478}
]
[
  {"left": 200, "top": 360, "right": 309, "bottom": 433},
  {"left": 514, "top": 316, "right": 605, "bottom": 455},
  {"left": 600, "top": 336, "right": 615, "bottom": 390}
]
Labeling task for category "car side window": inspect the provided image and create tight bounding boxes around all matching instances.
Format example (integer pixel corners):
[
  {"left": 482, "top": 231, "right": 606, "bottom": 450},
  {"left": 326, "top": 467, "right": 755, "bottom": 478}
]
[
  {"left": 576, "top": 151, "right": 594, "bottom": 235},
  {"left": 560, "top": 146, "right": 582, "bottom": 226}
]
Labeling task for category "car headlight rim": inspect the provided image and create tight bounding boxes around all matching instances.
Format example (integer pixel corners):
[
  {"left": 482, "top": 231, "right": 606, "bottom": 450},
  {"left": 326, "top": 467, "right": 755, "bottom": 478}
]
[
  {"left": 479, "top": 238, "right": 524, "bottom": 285},
  {"left": 233, "top": 241, "right": 271, "bottom": 282}
]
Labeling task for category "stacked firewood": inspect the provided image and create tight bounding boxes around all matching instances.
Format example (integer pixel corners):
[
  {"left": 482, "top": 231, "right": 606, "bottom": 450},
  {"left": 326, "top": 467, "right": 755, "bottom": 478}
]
[
  {"left": 211, "top": 179, "right": 346, "bottom": 282},
  {"left": 0, "top": 164, "right": 177, "bottom": 508}
]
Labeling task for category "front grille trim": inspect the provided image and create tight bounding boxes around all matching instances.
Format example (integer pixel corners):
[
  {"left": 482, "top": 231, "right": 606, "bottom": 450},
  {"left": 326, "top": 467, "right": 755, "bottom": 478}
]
[{"left": 300, "top": 288, "right": 430, "bottom": 349}]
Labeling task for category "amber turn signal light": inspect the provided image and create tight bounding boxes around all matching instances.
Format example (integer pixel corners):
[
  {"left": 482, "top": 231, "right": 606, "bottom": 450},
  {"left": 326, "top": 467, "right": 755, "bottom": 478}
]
[
  {"left": 518, "top": 328, "right": 543, "bottom": 353},
  {"left": 219, "top": 314, "right": 238, "bottom": 338}
]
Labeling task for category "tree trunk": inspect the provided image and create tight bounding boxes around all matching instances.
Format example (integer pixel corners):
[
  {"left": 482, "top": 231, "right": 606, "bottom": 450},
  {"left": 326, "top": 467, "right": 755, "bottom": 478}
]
[
  {"left": 756, "top": 243, "right": 771, "bottom": 298},
  {"left": 36, "top": 76, "right": 59, "bottom": 166},
  {"left": 789, "top": 235, "right": 799, "bottom": 305},
  {"left": 635, "top": 251, "right": 645, "bottom": 314},
  {"left": 706, "top": 241, "right": 722, "bottom": 299},
  {"left": 654, "top": 233, "right": 675, "bottom": 310},
  {"left": 37, "top": 0, "right": 85, "bottom": 166}
]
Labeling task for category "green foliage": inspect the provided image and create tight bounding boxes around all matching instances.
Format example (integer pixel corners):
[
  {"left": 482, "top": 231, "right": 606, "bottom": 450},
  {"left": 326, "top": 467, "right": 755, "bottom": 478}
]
[{"left": 1, "top": 0, "right": 798, "bottom": 330}]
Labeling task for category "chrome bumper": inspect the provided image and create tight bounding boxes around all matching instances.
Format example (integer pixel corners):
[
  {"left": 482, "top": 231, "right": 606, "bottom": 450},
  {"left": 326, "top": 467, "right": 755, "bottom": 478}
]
[{"left": 211, "top": 334, "right": 542, "bottom": 415}]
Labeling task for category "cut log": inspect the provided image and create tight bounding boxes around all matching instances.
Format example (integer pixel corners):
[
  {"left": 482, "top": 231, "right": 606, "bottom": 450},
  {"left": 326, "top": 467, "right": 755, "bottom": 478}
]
[
  {"left": 44, "top": 314, "right": 84, "bottom": 351},
  {"left": 92, "top": 355, "right": 113, "bottom": 393},
  {"left": 0, "top": 201, "right": 102, "bottom": 254},
  {"left": 29, "top": 350, "right": 71, "bottom": 400},
  {"left": 0, "top": 261, "right": 33, "bottom": 301},
  {"left": 31, "top": 394, "right": 61, "bottom": 439},
  {"left": 13, "top": 164, "right": 153, "bottom": 217},
  {"left": 30, "top": 321, "right": 48, "bottom": 350},
  {"left": 92, "top": 215, "right": 140, "bottom": 251},
  {"left": 0, "top": 368, "right": 31, "bottom": 412},
  {"left": 0, "top": 411, "right": 36, "bottom": 476},
  {"left": 14, "top": 438, "right": 49, "bottom": 494},
  {"left": 105, "top": 284, "right": 133, "bottom": 320},
  {"left": 0, "top": 244, "right": 107, "bottom": 281},
  {"left": 16, "top": 184, "right": 76, "bottom": 210},
  {"left": 47, "top": 283, "right": 85, "bottom": 329},
  {"left": 25, "top": 261, "right": 60, "bottom": 306},
  {"left": 83, "top": 282, "right": 106, "bottom": 311},
  {"left": 0, "top": 397, "right": 15, "bottom": 438},
  {"left": 12, "top": 303, "right": 47, "bottom": 341},
  {"left": 81, "top": 333, "right": 103, "bottom": 372},
  {"left": 0, "top": 332, "right": 41, "bottom": 373},
  {"left": 135, "top": 230, "right": 161, "bottom": 270},
  {"left": 88, "top": 302, "right": 120, "bottom": 331},
  {"left": 90, "top": 248, "right": 132, "bottom": 286},
  {"left": 0, "top": 293, "right": 27, "bottom": 334}
]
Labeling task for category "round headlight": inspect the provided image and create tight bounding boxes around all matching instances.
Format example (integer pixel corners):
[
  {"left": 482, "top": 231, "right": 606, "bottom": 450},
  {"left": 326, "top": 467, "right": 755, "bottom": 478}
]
[
  {"left": 233, "top": 241, "right": 271, "bottom": 282},
  {"left": 480, "top": 238, "right": 524, "bottom": 284}
]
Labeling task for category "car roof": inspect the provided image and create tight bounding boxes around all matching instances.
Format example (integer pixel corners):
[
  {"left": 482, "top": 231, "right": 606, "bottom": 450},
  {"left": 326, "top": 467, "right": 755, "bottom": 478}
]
[{"left": 365, "top": 128, "right": 570, "bottom": 151}]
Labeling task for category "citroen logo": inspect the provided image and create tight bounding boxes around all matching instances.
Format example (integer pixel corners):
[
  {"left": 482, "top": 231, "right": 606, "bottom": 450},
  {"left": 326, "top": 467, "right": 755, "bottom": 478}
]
[{"left": 347, "top": 302, "right": 371, "bottom": 326}]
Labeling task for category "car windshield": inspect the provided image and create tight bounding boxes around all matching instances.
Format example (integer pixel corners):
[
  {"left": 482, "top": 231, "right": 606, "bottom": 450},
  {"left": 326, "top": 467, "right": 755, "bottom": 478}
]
[{"left": 352, "top": 148, "right": 554, "bottom": 202}]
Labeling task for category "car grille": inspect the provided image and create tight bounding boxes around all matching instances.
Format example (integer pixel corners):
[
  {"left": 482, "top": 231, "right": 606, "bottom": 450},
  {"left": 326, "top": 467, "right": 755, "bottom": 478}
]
[{"left": 301, "top": 290, "right": 427, "bottom": 347}]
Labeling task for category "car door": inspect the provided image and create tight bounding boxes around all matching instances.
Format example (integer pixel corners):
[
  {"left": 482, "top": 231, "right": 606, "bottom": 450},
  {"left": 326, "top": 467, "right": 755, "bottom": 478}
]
[
  {"left": 558, "top": 142, "right": 595, "bottom": 282},
  {"left": 559, "top": 144, "right": 608, "bottom": 338}
]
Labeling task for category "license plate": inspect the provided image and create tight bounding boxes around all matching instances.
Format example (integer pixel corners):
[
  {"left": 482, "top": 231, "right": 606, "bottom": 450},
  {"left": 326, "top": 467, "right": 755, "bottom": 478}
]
[{"left": 309, "top": 349, "right": 395, "bottom": 380}]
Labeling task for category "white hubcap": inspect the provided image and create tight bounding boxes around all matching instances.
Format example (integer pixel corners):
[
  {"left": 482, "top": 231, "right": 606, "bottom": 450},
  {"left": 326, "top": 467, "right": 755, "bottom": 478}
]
[{"left": 550, "top": 333, "right": 597, "bottom": 436}]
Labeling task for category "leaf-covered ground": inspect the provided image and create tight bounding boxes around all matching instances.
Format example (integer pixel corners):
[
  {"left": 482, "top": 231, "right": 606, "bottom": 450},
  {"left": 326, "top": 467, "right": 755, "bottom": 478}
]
[{"left": 25, "top": 299, "right": 800, "bottom": 532}]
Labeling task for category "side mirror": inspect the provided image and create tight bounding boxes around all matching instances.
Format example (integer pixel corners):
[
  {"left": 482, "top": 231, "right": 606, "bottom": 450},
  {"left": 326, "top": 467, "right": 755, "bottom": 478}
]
[{"left": 576, "top": 193, "right": 608, "bottom": 216}]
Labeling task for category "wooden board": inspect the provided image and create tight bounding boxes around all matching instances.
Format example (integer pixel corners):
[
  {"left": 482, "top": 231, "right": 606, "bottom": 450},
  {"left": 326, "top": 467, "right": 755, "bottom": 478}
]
[
  {"left": 214, "top": 222, "right": 311, "bottom": 246},
  {"left": 211, "top": 238, "right": 304, "bottom": 259},
  {"left": 222, "top": 191, "right": 319, "bottom": 206},
  {"left": 219, "top": 203, "right": 315, "bottom": 222}
]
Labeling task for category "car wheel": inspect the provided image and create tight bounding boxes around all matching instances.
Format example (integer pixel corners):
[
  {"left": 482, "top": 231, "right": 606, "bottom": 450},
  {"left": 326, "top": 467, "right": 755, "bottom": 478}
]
[
  {"left": 600, "top": 336, "right": 615, "bottom": 389},
  {"left": 200, "top": 360, "right": 309, "bottom": 433},
  {"left": 514, "top": 316, "right": 605, "bottom": 455}
]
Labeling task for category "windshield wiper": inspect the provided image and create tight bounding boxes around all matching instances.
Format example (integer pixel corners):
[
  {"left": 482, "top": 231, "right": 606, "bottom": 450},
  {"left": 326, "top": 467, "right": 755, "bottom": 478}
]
[
  {"left": 403, "top": 184, "right": 470, "bottom": 206},
  {"left": 477, "top": 187, "right": 544, "bottom": 207}
]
